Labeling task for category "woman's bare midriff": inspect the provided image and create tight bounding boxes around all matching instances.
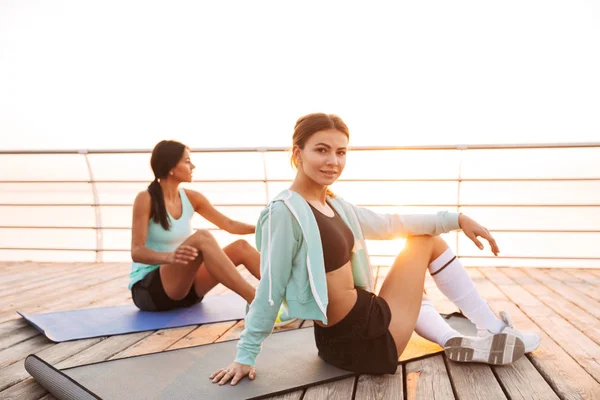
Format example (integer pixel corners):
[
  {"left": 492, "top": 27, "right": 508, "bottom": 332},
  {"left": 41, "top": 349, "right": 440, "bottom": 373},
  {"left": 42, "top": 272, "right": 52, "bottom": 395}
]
[{"left": 314, "top": 261, "right": 357, "bottom": 328}]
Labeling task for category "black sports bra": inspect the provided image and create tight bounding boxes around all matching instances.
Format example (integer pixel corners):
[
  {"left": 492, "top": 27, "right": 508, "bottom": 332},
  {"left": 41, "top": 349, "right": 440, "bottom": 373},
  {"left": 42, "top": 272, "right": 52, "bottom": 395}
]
[{"left": 309, "top": 203, "right": 355, "bottom": 273}]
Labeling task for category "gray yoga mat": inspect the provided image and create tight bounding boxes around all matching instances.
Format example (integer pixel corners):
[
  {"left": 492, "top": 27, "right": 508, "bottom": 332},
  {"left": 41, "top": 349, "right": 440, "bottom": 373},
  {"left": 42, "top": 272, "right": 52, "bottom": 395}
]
[{"left": 25, "top": 313, "right": 475, "bottom": 400}]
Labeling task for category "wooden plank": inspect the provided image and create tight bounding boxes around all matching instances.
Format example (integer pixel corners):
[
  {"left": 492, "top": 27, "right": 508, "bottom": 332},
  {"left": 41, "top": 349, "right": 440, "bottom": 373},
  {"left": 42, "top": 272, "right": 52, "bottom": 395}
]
[
  {"left": 0, "top": 261, "right": 24, "bottom": 276},
  {"left": 0, "top": 264, "right": 122, "bottom": 307},
  {"left": 355, "top": 366, "right": 403, "bottom": 400},
  {"left": 490, "top": 299, "right": 600, "bottom": 400},
  {"left": 109, "top": 326, "right": 197, "bottom": 359},
  {"left": 562, "top": 269, "right": 600, "bottom": 302},
  {"left": 168, "top": 321, "right": 238, "bottom": 350},
  {"left": 0, "top": 337, "right": 102, "bottom": 392},
  {"left": 0, "top": 263, "right": 113, "bottom": 291},
  {"left": 419, "top": 268, "right": 561, "bottom": 399},
  {"left": 0, "top": 261, "right": 62, "bottom": 271},
  {"left": 0, "top": 267, "right": 73, "bottom": 292},
  {"left": 0, "top": 326, "right": 39, "bottom": 351},
  {"left": 0, "top": 335, "right": 53, "bottom": 369},
  {"left": 2, "top": 300, "right": 220, "bottom": 398},
  {"left": 492, "top": 356, "right": 559, "bottom": 400},
  {"left": 588, "top": 269, "right": 600, "bottom": 279},
  {"left": 508, "top": 268, "right": 600, "bottom": 346},
  {"left": 301, "top": 320, "right": 314, "bottom": 328},
  {"left": 0, "top": 261, "right": 56, "bottom": 271},
  {"left": 489, "top": 268, "right": 600, "bottom": 380},
  {"left": 445, "top": 361, "right": 507, "bottom": 400},
  {"left": 0, "top": 267, "right": 128, "bottom": 315},
  {"left": 215, "top": 320, "right": 246, "bottom": 343},
  {"left": 303, "top": 376, "right": 356, "bottom": 400},
  {"left": 1, "top": 273, "right": 131, "bottom": 323},
  {"left": 0, "top": 319, "right": 28, "bottom": 336},
  {"left": 545, "top": 268, "right": 600, "bottom": 307},
  {"left": 0, "top": 264, "right": 205, "bottom": 398},
  {"left": 0, "top": 262, "right": 589, "bottom": 399},
  {"left": 0, "top": 275, "right": 138, "bottom": 396},
  {"left": 0, "top": 378, "right": 47, "bottom": 400},
  {"left": 524, "top": 268, "right": 600, "bottom": 320},
  {"left": 0, "top": 263, "right": 99, "bottom": 299},
  {"left": 405, "top": 354, "right": 452, "bottom": 400},
  {"left": 264, "top": 391, "right": 304, "bottom": 400},
  {"left": 0, "top": 274, "right": 129, "bottom": 320},
  {"left": 54, "top": 332, "right": 152, "bottom": 370},
  {"left": 477, "top": 267, "right": 600, "bottom": 399},
  {"left": 1, "top": 332, "right": 152, "bottom": 399},
  {"left": 0, "top": 263, "right": 47, "bottom": 285}
]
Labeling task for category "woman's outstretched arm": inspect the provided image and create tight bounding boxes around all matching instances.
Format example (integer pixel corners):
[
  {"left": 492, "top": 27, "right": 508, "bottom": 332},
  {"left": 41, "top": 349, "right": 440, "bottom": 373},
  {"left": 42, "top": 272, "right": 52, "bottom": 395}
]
[{"left": 186, "top": 189, "right": 255, "bottom": 234}]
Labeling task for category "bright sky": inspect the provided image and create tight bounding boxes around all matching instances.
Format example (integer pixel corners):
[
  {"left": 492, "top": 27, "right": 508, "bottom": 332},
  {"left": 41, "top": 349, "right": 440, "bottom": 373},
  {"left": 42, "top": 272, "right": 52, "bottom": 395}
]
[{"left": 1, "top": 0, "right": 599, "bottom": 150}]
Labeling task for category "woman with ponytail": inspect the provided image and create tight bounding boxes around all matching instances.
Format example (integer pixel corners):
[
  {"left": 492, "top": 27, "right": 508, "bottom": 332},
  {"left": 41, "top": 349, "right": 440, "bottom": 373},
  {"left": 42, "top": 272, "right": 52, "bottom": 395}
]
[{"left": 129, "top": 140, "right": 295, "bottom": 327}]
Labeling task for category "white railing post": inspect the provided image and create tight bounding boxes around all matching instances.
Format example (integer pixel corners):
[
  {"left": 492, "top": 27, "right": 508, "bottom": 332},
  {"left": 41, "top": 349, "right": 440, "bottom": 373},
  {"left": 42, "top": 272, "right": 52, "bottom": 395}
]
[
  {"left": 80, "top": 150, "right": 103, "bottom": 262},
  {"left": 456, "top": 144, "right": 468, "bottom": 257}
]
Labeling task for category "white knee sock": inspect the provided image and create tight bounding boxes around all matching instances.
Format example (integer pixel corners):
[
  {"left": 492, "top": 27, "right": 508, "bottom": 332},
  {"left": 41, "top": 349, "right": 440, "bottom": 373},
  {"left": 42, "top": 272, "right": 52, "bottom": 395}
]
[
  {"left": 429, "top": 248, "right": 505, "bottom": 333},
  {"left": 415, "top": 300, "right": 461, "bottom": 346}
]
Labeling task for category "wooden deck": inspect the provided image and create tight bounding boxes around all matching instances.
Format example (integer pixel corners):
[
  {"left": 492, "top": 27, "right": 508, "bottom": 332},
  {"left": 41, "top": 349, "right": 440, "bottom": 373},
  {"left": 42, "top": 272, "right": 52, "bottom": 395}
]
[{"left": 1, "top": 262, "right": 600, "bottom": 399}]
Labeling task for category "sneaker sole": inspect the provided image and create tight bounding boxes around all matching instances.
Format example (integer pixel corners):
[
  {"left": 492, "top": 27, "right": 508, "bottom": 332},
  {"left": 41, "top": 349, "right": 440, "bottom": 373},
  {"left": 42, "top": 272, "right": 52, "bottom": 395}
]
[{"left": 444, "top": 333, "right": 525, "bottom": 365}]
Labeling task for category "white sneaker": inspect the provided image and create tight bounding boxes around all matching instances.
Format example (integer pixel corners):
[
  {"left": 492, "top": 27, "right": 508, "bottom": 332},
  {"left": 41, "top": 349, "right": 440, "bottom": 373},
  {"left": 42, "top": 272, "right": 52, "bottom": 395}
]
[
  {"left": 497, "top": 311, "right": 541, "bottom": 354},
  {"left": 444, "top": 311, "right": 526, "bottom": 365}
]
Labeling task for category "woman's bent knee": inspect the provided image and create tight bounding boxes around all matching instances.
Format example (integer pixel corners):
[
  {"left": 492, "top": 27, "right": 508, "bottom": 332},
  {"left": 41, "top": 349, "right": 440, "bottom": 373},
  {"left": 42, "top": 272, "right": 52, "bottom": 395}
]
[
  {"left": 231, "top": 239, "right": 251, "bottom": 252},
  {"left": 191, "top": 230, "right": 216, "bottom": 248},
  {"left": 405, "top": 235, "right": 435, "bottom": 249},
  {"left": 224, "top": 240, "right": 251, "bottom": 264},
  {"left": 193, "top": 229, "right": 213, "bottom": 239},
  {"left": 231, "top": 239, "right": 250, "bottom": 250}
]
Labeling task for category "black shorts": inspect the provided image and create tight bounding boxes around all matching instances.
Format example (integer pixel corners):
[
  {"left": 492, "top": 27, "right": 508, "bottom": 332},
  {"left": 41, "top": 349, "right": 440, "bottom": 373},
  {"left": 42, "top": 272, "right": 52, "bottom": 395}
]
[
  {"left": 131, "top": 268, "right": 203, "bottom": 312},
  {"left": 314, "top": 287, "right": 398, "bottom": 375}
]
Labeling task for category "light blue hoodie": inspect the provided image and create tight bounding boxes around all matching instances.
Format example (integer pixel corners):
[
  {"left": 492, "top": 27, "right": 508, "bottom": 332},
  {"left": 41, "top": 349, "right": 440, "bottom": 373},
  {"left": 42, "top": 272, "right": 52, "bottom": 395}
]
[{"left": 235, "top": 189, "right": 461, "bottom": 366}]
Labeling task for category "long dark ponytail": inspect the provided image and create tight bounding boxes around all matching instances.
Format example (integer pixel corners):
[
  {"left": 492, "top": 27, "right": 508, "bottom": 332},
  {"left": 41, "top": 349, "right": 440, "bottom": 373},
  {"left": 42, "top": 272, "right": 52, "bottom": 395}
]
[{"left": 148, "top": 140, "right": 187, "bottom": 230}]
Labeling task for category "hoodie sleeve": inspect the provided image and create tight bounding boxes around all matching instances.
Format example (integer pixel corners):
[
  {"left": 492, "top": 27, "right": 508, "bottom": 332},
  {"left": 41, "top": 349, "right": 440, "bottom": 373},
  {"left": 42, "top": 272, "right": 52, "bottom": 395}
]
[
  {"left": 349, "top": 203, "right": 461, "bottom": 240},
  {"left": 235, "top": 201, "right": 299, "bottom": 366}
]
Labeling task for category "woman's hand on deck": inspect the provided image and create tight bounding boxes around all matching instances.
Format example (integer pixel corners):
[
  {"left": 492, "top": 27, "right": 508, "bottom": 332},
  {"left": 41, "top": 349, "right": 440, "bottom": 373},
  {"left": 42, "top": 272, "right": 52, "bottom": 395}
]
[
  {"left": 167, "top": 244, "right": 198, "bottom": 264},
  {"left": 210, "top": 362, "right": 256, "bottom": 385},
  {"left": 458, "top": 214, "right": 500, "bottom": 256}
]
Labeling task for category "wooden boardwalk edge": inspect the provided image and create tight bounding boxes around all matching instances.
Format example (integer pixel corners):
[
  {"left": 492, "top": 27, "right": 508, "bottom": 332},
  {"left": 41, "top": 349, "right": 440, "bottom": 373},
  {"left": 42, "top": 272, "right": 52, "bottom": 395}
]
[{"left": 0, "top": 263, "right": 599, "bottom": 399}]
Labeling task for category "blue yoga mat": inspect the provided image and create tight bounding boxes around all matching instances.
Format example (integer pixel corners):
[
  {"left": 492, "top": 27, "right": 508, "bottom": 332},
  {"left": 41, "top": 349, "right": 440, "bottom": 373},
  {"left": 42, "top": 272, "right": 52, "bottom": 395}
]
[{"left": 18, "top": 294, "right": 247, "bottom": 342}]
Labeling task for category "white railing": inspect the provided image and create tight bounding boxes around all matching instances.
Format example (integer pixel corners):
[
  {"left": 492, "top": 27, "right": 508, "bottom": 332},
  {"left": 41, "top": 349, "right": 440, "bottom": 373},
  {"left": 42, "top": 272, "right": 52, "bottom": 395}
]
[{"left": 1, "top": 143, "right": 599, "bottom": 268}]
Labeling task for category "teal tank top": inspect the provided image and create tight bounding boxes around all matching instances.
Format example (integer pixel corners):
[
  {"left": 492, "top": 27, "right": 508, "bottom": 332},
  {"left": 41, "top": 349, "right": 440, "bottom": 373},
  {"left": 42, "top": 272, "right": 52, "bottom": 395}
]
[{"left": 128, "top": 187, "right": 195, "bottom": 289}]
